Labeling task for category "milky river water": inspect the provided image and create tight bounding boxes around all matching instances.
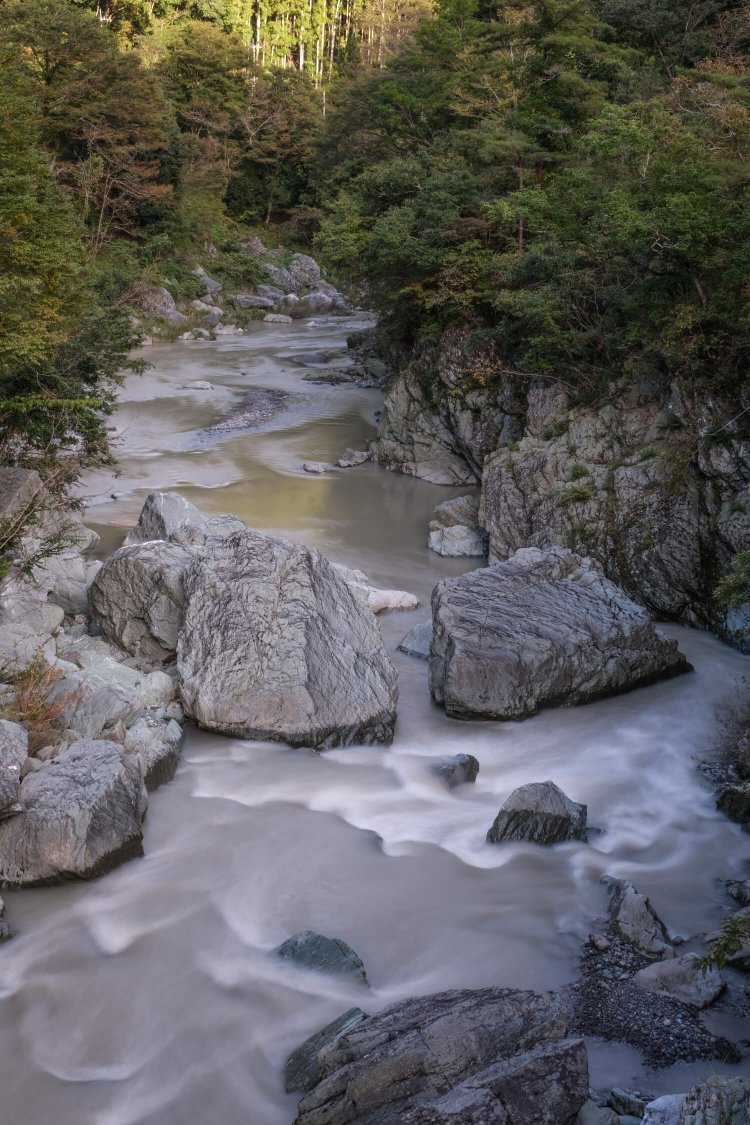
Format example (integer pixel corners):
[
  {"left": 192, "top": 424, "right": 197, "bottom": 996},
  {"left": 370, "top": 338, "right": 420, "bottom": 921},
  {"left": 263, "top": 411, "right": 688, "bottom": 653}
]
[{"left": 1, "top": 316, "right": 749, "bottom": 1124}]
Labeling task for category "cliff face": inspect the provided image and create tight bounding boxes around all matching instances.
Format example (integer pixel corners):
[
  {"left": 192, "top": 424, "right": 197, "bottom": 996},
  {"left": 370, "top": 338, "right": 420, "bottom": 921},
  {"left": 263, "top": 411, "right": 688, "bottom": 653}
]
[{"left": 370, "top": 336, "right": 750, "bottom": 643}]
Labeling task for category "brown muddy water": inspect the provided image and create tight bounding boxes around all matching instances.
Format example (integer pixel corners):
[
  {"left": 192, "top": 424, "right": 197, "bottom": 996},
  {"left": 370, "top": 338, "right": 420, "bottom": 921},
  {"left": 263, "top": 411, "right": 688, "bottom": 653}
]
[{"left": 1, "top": 315, "right": 749, "bottom": 1124}]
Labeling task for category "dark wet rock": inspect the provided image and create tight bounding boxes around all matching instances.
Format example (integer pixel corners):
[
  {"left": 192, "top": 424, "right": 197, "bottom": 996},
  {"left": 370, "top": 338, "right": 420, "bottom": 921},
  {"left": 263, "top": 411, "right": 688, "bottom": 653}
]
[
  {"left": 275, "top": 931, "right": 368, "bottom": 984},
  {"left": 90, "top": 540, "right": 194, "bottom": 663},
  {"left": 727, "top": 879, "right": 750, "bottom": 907},
  {"left": 293, "top": 987, "right": 581, "bottom": 1125},
  {"left": 398, "top": 620, "right": 433, "bottom": 660},
  {"left": 285, "top": 1009, "right": 370, "bottom": 1095},
  {"left": 123, "top": 491, "right": 245, "bottom": 547},
  {"left": 633, "top": 954, "right": 725, "bottom": 1008},
  {"left": 601, "top": 876, "right": 674, "bottom": 960},
  {"left": 717, "top": 783, "right": 750, "bottom": 828},
  {"left": 0, "top": 740, "right": 147, "bottom": 886},
  {"left": 572, "top": 934, "right": 739, "bottom": 1068},
  {"left": 0, "top": 720, "right": 27, "bottom": 819},
  {"left": 429, "top": 547, "right": 689, "bottom": 721},
  {"left": 178, "top": 530, "right": 398, "bottom": 749},
  {"left": 487, "top": 781, "right": 587, "bottom": 846},
  {"left": 434, "top": 753, "right": 479, "bottom": 787}
]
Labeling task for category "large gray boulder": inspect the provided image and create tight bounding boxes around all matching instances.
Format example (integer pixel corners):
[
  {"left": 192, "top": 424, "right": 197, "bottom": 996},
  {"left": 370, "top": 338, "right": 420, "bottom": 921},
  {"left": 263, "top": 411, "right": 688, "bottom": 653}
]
[
  {"left": 89, "top": 540, "right": 195, "bottom": 662},
  {"left": 123, "top": 491, "right": 245, "bottom": 547},
  {"left": 293, "top": 988, "right": 584, "bottom": 1125},
  {"left": 601, "top": 876, "right": 674, "bottom": 960},
  {"left": 428, "top": 495, "right": 488, "bottom": 558},
  {"left": 285, "top": 1009, "right": 369, "bottom": 1094},
  {"left": 178, "top": 530, "right": 398, "bottom": 748},
  {"left": 0, "top": 574, "right": 65, "bottom": 667},
  {"left": 642, "top": 1078, "right": 750, "bottom": 1125},
  {"left": 0, "top": 720, "right": 27, "bottom": 819},
  {"left": 487, "top": 781, "right": 587, "bottom": 846},
  {"left": 134, "top": 285, "right": 187, "bottom": 324},
  {"left": 47, "top": 659, "right": 143, "bottom": 738},
  {"left": 429, "top": 547, "right": 690, "bottom": 720},
  {"left": 0, "top": 740, "right": 147, "bottom": 885}
]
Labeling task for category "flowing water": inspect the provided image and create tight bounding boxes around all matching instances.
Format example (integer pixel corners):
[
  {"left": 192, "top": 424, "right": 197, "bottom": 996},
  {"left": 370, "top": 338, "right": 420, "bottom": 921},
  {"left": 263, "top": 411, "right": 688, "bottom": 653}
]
[{"left": 1, "top": 316, "right": 749, "bottom": 1124}]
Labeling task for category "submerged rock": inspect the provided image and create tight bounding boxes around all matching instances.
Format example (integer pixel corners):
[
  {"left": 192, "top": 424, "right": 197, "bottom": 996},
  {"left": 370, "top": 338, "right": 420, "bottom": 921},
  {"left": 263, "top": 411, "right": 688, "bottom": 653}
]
[
  {"left": 429, "top": 547, "right": 690, "bottom": 720},
  {"left": 275, "top": 931, "right": 368, "bottom": 984},
  {"left": 293, "top": 987, "right": 583, "bottom": 1125},
  {"left": 487, "top": 781, "right": 587, "bottom": 846},
  {"left": 285, "top": 1009, "right": 369, "bottom": 1094},
  {"left": 434, "top": 753, "right": 479, "bottom": 787},
  {"left": 178, "top": 530, "right": 398, "bottom": 749},
  {"left": 0, "top": 740, "right": 147, "bottom": 885},
  {"left": 601, "top": 876, "right": 674, "bottom": 960}
]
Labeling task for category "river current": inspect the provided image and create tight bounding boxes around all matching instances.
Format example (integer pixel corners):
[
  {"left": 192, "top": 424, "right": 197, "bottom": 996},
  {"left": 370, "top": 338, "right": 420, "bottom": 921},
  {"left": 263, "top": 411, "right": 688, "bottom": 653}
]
[{"left": 1, "top": 315, "right": 749, "bottom": 1124}]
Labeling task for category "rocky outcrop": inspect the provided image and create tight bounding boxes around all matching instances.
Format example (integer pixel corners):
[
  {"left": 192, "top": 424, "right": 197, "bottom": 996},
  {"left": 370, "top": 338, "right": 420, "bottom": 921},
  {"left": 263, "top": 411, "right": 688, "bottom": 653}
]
[
  {"left": 601, "top": 876, "right": 674, "bottom": 960},
  {"left": 368, "top": 331, "right": 750, "bottom": 635},
  {"left": 0, "top": 740, "right": 147, "bottom": 885},
  {"left": 123, "top": 491, "right": 245, "bottom": 547},
  {"left": 275, "top": 932, "right": 369, "bottom": 984},
  {"left": 429, "top": 547, "right": 689, "bottom": 721},
  {"left": 293, "top": 988, "right": 586, "bottom": 1125},
  {"left": 428, "top": 494, "right": 488, "bottom": 558},
  {"left": 487, "top": 781, "right": 587, "bottom": 846},
  {"left": 133, "top": 285, "right": 188, "bottom": 325},
  {"left": 178, "top": 530, "right": 398, "bottom": 748}
]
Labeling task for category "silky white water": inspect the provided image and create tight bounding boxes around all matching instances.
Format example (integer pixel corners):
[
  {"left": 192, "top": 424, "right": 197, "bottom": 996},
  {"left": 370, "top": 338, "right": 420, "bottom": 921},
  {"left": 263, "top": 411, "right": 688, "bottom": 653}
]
[{"left": 1, "top": 316, "right": 749, "bottom": 1125}]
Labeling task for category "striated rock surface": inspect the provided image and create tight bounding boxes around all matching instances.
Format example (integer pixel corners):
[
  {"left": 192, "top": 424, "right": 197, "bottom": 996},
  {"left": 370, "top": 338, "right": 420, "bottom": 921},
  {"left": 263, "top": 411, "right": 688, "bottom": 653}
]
[
  {"left": 429, "top": 547, "right": 689, "bottom": 720},
  {"left": 178, "top": 530, "right": 398, "bottom": 748},
  {"left": 0, "top": 740, "right": 147, "bottom": 885},
  {"left": 487, "top": 781, "right": 587, "bottom": 846},
  {"left": 293, "top": 988, "right": 584, "bottom": 1125},
  {"left": 285, "top": 1009, "right": 369, "bottom": 1094},
  {"left": 123, "top": 491, "right": 244, "bottom": 547},
  {"left": 90, "top": 540, "right": 195, "bottom": 662}
]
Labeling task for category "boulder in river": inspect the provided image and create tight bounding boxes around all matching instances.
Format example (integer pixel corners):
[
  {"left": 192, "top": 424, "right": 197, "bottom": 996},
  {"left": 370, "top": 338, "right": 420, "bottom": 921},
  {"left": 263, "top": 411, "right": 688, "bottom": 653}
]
[
  {"left": 434, "top": 753, "right": 479, "bottom": 787},
  {"left": 634, "top": 954, "right": 724, "bottom": 1009},
  {"left": 178, "top": 530, "right": 398, "bottom": 748},
  {"left": 487, "top": 781, "right": 587, "bottom": 845},
  {"left": 428, "top": 494, "right": 488, "bottom": 558},
  {"left": 601, "top": 876, "right": 674, "bottom": 960},
  {"left": 0, "top": 739, "right": 147, "bottom": 885},
  {"left": 429, "top": 547, "right": 690, "bottom": 720},
  {"left": 275, "top": 931, "right": 368, "bottom": 984},
  {"left": 398, "top": 620, "right": 433, "bottom": 659},
  {"left": 293, "top": 987, "right": 586, "bottom": 1125},
  {"left": 90, "top": 540, "right": 195, "bottom": 663},
  {"left": 124, "top": 491, "right": 245, "bottom": 547},
  {"left": 285, "top": 1009, "right": 369, "bottom": 1094}
]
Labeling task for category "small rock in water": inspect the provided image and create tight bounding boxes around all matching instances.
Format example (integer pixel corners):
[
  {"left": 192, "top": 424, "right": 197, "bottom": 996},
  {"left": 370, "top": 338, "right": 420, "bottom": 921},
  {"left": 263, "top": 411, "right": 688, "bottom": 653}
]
[
  {"left": 397, "top": 619, "right": 432, "bottom": 659},
  {"left": 303, "top": 462, "right": 336, "bottom": 474},
  {"left": 182, "top": 380, "right": 213, "bottom": 390},
  {"left": 487, "top": 780, "right": 587, "bottom": 846},
  {"left": 284, "top": 1008, "right": 368, "bottom": 1093},
  {"left": 274, "top": 931, "right": 369, "bottom": 985},
  {"left": 434, "top": 753, "right": 479, "bottom": 788},
  {"left": 263, "top": 313, "right": 292, "bottom": 323},
  {"left": 337, "top": 448, "right": 369, "bottom": 468}
]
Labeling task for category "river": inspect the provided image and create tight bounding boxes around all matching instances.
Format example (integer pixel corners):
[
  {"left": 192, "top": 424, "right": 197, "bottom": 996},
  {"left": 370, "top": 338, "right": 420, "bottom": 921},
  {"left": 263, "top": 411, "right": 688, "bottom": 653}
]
[{"left": 1, "top": 314, "right": 749, "bottom": 1124}]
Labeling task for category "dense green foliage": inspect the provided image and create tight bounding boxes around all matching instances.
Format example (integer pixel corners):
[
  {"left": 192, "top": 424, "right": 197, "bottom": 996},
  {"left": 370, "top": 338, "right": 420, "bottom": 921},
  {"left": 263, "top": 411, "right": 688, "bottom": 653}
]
[{"left": 0, "top": 0, "right": 747, "bottom": 490}]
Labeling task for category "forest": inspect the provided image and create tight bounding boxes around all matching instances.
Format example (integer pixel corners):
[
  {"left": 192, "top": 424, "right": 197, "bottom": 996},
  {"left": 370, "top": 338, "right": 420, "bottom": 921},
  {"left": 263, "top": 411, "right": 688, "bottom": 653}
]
[{"left": 0, "top": 0, "right": 749, "bottom": 471}]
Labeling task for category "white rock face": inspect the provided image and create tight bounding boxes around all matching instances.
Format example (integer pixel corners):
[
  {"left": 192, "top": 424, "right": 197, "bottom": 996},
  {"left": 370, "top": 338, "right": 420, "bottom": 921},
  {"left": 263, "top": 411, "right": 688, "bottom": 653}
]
[
  {"left": 429, "top": 547, "right": 690, "bottom": 720},
  {"left": 0, "top": 721, "right": 28, "bottom": 819},
  {"left": 123, "top": 491, "right": 245, "bottom": 547},
  {"left": 178, "top": 530, "right": 398, "bottom": 749},
  {"left": 428, "top": 494, "right": 488, "bottom": 558},
  {"left": 601, "top": 876, "right": 674, "bottom": 960}
]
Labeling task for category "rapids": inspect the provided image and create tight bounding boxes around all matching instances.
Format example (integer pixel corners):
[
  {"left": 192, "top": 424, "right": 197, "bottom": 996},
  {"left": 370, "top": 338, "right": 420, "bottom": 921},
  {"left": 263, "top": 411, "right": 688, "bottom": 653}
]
[{"left": 1, "top": 315, "right": 749, "bottom": 1124}]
